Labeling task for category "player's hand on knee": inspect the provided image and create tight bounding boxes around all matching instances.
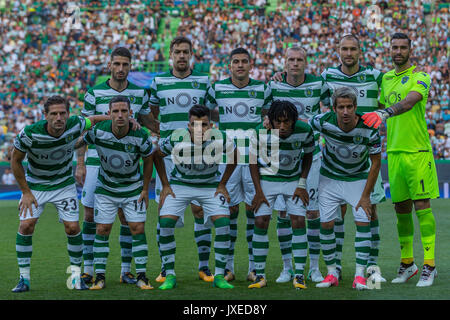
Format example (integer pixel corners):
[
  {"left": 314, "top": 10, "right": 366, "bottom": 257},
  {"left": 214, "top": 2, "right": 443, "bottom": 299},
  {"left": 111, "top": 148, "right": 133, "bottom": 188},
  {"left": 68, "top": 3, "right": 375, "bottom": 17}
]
[
  {"left": 138, "top": 190, "right": 149, "bottom": 210},
  {"left": 75, "top": 165, "right": 86, "bottom": 186},
  {"left": 215, "top": 184, "right": 230, "bottom": 203},
  {"left": 251, "top": 191, "right": 269, "bottom": 212},
  {"left": 292, "top": 187, "right": 309, "bottom": 206},
  {"left": 159, "top": 185, "right": 175, "bottom": 210},
  {"left": 19, "top": 192, "right": 38, "bottom": 217},
  {"left": 355, "top": 196, "right": 372, "bottom": 220}
]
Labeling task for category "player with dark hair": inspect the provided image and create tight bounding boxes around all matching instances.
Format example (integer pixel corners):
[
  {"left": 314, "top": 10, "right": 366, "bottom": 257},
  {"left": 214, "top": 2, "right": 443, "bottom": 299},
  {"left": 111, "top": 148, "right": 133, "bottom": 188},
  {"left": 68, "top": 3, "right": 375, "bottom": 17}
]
[{"left": 362, "top": 32, "right": 438, "bottom": 287}]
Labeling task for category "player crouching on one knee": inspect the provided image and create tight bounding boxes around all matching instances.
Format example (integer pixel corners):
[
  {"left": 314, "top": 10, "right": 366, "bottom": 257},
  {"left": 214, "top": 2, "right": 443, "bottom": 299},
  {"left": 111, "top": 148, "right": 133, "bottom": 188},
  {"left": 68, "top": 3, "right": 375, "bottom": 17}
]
[
  {"left": 154, "top": 104, "right": 238, "bottom": 290},
  {"left": 310, "top": 87, "right": 381, "bottom": 290},
  {"left": 250, "top": 100, "right": 315, "bottom": 290}
]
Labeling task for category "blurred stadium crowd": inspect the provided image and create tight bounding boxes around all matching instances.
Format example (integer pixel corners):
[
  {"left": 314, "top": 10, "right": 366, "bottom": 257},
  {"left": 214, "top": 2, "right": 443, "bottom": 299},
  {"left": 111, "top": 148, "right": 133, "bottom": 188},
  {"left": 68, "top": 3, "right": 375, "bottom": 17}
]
[{"left": 0, "top": 0, "right": 448, "bottom": 162}]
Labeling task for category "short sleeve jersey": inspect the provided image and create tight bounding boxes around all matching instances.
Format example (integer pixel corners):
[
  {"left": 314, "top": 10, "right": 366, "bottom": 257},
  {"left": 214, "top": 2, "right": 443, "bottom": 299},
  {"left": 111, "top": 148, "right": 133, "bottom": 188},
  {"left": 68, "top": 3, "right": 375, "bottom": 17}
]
[
  {"left": 82, "top": 80, "right": 150, "bottom": 166},
  {"left": 84, "top": 121, "right": 153, "bottom": 198},
  {"left": 252, "top": 121, "right": 315, "bottom": 182},
  {"left": 310, "top": 112, "right": 381, "bottom": 181},
  {"left": 14, "top": 116, "right": 90, "bottom": 191}
]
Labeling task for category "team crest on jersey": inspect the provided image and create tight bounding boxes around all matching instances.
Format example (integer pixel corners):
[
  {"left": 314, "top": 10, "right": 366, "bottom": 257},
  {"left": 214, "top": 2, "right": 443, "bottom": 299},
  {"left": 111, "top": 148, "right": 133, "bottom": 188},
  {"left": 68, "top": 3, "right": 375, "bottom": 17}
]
[
  {"left": 126, "top": 144, "right": 135, "bottom": 153},
  {"left": 353, "top": 135, "right": 363, "bottom": 144},
  {"left": 401, "top": 76, "right": 409, "bottom": 84},
  {"left": 305, "top": 88, "right": 313, "bottom": 98},
  {"left": 65, "top": 134, "right": 74, "bottom": 143},
  {"left": 248, "top": 90, "right": 257, "bottom": 98},
  {"left": 192, "top": 80, "right": 200, "bottom": 89},
  {"left": 357, "top": 74, "right": 366, "bottom": 83},
  {"left": 292, "top": 141, "right": 302, "bottom": 149},
  {"left": 129, "top": 96, "right": 136, "bottom": 104}
]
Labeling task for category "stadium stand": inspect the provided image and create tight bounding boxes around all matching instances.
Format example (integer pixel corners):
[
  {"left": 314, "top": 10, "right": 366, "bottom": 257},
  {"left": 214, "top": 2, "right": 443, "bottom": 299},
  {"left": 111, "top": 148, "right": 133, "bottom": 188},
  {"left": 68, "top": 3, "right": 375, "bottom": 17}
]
[{"left": 0, "top": 0, "right": 448, "bottom": 161}]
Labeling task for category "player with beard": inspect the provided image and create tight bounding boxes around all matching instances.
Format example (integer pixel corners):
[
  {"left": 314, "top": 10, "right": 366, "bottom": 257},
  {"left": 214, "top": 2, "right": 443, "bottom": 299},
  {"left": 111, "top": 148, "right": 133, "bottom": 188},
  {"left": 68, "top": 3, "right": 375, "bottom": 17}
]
[
  {"left": 149, "top": 37, "right": 215, "bottom": 284},
  {"left": 362, "top": 33, "right": 438, "bottom": 287}
]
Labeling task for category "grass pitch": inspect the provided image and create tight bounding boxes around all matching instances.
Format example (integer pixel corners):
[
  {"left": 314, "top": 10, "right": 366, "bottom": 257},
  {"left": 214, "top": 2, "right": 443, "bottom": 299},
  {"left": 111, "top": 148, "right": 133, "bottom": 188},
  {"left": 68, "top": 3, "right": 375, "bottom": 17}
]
[{"left": 1, "top": 199, "right": 449, "bottom": 300}]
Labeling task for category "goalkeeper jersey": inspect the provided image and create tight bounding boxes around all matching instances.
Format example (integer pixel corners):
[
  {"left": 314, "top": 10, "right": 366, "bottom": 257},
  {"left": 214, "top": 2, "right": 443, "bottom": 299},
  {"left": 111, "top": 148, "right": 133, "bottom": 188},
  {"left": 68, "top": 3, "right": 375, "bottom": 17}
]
[
  {"left": 321, "top": 65, "right": 383, "bottom": 114},
  {"left": 82, "top": 80, "right": 150, "bottom": 166},
  {"left": 379, "top": 65, "right": 432, "bottom": 153},
  {"left": 14, "top": 116, "right": 91, "bottom": 191}
]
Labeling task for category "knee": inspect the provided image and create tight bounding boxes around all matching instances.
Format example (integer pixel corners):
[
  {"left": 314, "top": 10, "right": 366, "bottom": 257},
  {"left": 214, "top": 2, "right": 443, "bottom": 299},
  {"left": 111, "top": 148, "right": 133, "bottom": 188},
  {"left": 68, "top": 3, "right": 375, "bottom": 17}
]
[
  {"left": 321, "top": 220, "right": 334, "bottom": 230},
  {"left": 291, "top": 216, "right": 306, "bottom": 229},
  {"left": 65, "top": 222, "right": 81, "bottom": 236},
  {"left": 83, "top": 207, "right": 94, "bottom": 222},
  {"left": 19, "top": 220, "right": 36, "bottom": 235},
  {"left": 306, "top": 210, "right": 319, "bottom": 220},
  {"left": 96, "top": 224, "right": 112, "bottom": 236}
]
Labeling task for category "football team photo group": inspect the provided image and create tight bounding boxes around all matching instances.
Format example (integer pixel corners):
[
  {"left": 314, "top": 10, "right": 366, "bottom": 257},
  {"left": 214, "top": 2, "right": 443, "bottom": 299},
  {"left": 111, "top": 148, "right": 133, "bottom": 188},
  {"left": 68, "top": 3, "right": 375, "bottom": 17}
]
[{"left": 1, "top": 0, "right": 447, "bottom": 302}]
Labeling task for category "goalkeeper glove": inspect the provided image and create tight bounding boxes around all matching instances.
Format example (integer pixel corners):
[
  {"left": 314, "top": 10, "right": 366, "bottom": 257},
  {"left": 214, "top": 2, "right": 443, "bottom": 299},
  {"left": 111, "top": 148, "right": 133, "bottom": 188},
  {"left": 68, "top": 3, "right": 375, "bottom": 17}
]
[{"left": 361, "top": 110, "right": 392, "bottom": 129}]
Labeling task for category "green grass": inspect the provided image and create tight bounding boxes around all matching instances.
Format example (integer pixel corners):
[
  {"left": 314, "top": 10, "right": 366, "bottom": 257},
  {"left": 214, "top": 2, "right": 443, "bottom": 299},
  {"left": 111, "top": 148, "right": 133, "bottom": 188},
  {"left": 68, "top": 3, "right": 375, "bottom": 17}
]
[{"left": 1, "top": 199, "right": 449, "bottom": 300}]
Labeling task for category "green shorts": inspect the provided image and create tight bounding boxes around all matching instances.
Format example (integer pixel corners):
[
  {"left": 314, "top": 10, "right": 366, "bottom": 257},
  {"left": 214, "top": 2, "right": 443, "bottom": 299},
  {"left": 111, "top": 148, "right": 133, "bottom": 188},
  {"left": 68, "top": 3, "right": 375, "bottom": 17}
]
[{"left": 388, "top": 151, "right": 439, "bottom": 203}]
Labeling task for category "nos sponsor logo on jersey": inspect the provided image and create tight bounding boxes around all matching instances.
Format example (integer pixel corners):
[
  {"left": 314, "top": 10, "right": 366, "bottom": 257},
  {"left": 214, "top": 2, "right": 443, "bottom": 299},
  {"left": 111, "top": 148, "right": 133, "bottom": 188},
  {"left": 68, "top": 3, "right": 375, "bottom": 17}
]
[
  {"left": 401, "top": 76, "right": 409, "bottom": 84},
  {"left": 225, "top": 102, "right": 256, "bottom": 117},
  {"left": 167, "top": 93, "right": 200, "bottom": 108}
]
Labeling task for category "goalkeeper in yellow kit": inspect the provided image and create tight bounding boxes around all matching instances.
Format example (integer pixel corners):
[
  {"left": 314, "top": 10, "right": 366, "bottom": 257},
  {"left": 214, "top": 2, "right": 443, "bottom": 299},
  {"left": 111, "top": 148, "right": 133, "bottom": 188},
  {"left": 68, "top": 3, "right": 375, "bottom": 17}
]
[{"left": 362, "top": 33, "right": 439, "bottom": 287}]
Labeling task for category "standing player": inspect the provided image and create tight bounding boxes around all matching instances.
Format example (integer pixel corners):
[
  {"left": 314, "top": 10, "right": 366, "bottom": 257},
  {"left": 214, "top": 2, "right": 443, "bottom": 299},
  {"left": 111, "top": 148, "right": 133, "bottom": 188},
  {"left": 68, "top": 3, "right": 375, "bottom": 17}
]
[
  {"left": 268, "top": 46, "right": 328, "bottom": 283},
  {"left": 81, "top": 96, "right": 160, "bottom": 290},
  {"left": 320, "top": 35, "right": 386, "bottom": 282},
  {"left": 206, "top": 47, "right": 272, "bottom": 282},
  {"left": 250, "top": 100, "right": 315, "bottom": 289},
  {"left": 311, "top": 87, "right": 381, "bottom": 290},
  {"left": 362, "top": 33, "right": 438, "bottom": 287},
  {"left": 149, "top": 36, "right": 214, "bottom": 283},
  {"left": 10, "top": 96, "right": 109, "bottom": 292},
  {"left": 76, "top": 47, "right": 159, "bottom": 286},
  {"left": 156, "top": 105, "right": 238, "bottom": 290}
]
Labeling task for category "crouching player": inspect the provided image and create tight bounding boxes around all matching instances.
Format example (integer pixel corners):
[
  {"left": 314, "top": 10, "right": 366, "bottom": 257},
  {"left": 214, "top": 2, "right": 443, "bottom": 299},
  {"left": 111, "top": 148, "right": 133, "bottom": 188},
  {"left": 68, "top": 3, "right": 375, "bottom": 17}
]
[
  {"left": 155, "top": 104, "right": 238, "bottom": 290},
  {"left": 80, "top": 96, "right": 159, "bottom": 290},
  {"left": 250, "top": 100, "right": 315, "bottom": 289},
  {"left": 310, "top": 87, "right": 381, "bottom": 290},
  {"left": 11, "top": 95, "right": 111, "bottom": 292}
]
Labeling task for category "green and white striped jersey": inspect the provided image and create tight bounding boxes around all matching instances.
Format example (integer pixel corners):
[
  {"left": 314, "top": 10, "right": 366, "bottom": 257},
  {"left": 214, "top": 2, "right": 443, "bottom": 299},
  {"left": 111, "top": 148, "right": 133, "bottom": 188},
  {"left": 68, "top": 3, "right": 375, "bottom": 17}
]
[
  {"left": 321, "top": 65, "right": 383, "bottom": 114},
  {"left": 310, "top": 112, "right": 381, "bottom": 181},
  {"left": 149, "top": 70, "right": 210, "bottom": 138},
  {"left": 14, "top": 116, "right": 91, "bottom": 191},
  {"left": 82, "top": 79, "right": 150, "bottom": 166},
  {"left": 84, "top": 121, "right": 153, "bottom": 198},
  {"left": 268, "top": 74, "right": 328, "bottom": 160},
  {"left": 159, "top": 128, "right": 235, "bottom": 188},
  {"left": 206, "top": 77, "right": 272, "bottom": 130},
  {"left": 253, "top": 122, "right": 315, "bottom": 182}
]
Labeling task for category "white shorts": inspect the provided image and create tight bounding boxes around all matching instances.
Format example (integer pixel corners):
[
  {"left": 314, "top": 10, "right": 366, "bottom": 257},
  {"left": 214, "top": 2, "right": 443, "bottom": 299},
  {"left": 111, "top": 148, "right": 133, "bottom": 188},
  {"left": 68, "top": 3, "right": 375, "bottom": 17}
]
[
  {"left": 81, "top": 165, "right": 99, "bottom": 208},
  {"left": 255, "top": 180, "right": 306, "bottom": 217},
  {"left": 370, "top": 171, "right": 386, "bottom": 205},
  {"left": 20, "top": 184, "right": 79, "bottom": 222},
  {"left": 155, "top": 157, "right": 201, "bottom": 206},
  {"left": 273, "top": 156, "right": 321, "bottom": 212},
  {"left": 159, "top": 184, "right": 229, "bottom": 228},
  {"left": 318, "top": 174, "right": 370, "bottom": 223},
  {"left": 94, "top": 193, "right": 147, "bottom": 224},
  {"left": 219, "top": 164, "right": 255, "bottom": 207}
]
